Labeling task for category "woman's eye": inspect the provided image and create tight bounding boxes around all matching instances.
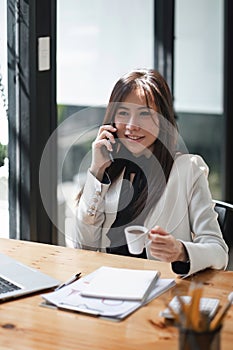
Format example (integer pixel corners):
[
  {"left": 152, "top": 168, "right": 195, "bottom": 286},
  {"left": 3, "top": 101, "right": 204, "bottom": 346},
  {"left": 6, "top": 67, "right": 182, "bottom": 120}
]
[
  {"left": 140, "top": 110, "right": 151, "bottom": 117},
  {"left": 118, "top": 110, "right": 129, "bottom": 117}
]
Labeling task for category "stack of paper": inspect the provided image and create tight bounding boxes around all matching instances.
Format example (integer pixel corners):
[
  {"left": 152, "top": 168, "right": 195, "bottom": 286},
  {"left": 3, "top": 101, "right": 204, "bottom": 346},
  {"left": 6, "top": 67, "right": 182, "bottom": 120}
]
[{"left": 41, "top": 266, "right": 176, "bottom": 321}]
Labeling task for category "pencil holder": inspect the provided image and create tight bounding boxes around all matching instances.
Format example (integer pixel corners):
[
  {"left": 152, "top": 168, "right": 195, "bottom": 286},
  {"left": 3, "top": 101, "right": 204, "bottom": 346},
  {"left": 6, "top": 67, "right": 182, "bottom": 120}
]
[{"left": 178, "top": 326, "right": 221, "bottom": 350}]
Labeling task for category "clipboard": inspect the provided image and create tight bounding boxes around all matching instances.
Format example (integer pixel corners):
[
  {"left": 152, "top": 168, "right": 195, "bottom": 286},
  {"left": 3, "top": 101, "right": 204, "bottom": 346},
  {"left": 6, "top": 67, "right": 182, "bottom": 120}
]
[{"left": 41, "top": 267, "right": 176, "bottom": 321}]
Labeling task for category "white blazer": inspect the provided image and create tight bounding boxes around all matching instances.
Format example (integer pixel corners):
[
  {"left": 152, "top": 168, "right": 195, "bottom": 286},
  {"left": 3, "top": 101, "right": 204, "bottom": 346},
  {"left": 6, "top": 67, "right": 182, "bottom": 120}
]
[{"left": 72, "top": 154, "right": 229, "bottom": 276}]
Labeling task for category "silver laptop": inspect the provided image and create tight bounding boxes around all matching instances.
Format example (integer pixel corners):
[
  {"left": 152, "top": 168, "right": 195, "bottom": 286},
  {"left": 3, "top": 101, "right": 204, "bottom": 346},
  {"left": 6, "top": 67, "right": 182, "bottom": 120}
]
[{"left": 0, "top": 252, "right": 60, "bottom": 302}]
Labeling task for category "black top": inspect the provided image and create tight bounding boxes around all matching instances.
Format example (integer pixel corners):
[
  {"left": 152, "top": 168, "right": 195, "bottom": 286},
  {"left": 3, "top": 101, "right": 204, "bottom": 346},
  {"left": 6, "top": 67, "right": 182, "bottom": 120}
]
[{"left": 106, "top": 151, "right": 149, "bottom": 259}]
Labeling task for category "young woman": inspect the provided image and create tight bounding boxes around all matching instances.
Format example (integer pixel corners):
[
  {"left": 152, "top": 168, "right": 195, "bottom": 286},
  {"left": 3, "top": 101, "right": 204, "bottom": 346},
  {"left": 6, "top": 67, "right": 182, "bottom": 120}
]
[{"left": 72, "top": 69, "right": 228, "bottom": 276}]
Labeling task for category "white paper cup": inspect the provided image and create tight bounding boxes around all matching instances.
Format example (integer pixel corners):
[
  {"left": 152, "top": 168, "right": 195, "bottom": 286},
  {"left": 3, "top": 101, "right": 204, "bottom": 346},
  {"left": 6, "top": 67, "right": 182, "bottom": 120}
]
[{"left": 124, "top": 225, "right": 149, "bottom": 255}]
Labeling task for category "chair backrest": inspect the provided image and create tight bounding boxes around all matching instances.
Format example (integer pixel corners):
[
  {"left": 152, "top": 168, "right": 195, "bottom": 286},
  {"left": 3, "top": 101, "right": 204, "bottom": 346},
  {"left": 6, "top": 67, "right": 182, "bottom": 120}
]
[{"left": 213, "top": 200, "right": 233, "bottom": 247}]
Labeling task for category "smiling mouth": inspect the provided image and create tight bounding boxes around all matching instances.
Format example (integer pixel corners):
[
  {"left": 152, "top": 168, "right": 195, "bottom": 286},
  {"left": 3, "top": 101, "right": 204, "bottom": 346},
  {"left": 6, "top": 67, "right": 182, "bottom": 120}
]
[{"left": 126, "top": 135, "right": 144, "bottom": 141}]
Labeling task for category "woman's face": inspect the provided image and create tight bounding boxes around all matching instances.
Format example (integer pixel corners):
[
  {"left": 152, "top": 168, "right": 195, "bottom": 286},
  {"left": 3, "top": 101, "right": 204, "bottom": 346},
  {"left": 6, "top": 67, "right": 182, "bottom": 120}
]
[{"left": 114, "top": 88, "right": 159, "bottom": 156}]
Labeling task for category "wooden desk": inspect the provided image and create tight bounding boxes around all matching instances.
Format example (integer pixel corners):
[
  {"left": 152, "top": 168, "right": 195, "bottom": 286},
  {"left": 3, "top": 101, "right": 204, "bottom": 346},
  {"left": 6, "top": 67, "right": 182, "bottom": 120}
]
[{"left": 0, "top": 238, "right": 233, "bottom": 350}]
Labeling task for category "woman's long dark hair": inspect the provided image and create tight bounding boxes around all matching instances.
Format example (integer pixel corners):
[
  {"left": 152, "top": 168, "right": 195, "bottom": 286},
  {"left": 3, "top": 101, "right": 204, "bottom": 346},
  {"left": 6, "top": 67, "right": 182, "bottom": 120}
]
[{"left": 103, "top": 69, "right": 178, "bottom": 221}]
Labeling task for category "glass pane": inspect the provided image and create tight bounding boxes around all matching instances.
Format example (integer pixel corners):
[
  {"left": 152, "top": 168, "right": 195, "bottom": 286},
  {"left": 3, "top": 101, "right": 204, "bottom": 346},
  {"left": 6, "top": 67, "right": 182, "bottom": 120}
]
[
  {"left": 174, "top": 0, "right": 224, "bottom": 199},
  {"left": 56, "top": 0, "right": 154, "bottom": 245},
  {"left": 0, "top": 0, "right": 9, "bottom": 238}
]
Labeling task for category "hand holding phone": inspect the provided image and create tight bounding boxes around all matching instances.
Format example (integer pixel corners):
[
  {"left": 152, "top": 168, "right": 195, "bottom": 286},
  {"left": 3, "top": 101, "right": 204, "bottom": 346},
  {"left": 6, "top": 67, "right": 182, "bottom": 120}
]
[{"left": 90, "top": 124, "right": 117, "bottom": 180}]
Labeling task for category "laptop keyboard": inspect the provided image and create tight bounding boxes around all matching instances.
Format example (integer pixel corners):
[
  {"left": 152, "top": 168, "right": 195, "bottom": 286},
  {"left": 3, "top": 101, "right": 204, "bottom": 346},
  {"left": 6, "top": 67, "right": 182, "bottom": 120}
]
[{"left": 0, "top": 276, "right": 21, "bottom": 294}]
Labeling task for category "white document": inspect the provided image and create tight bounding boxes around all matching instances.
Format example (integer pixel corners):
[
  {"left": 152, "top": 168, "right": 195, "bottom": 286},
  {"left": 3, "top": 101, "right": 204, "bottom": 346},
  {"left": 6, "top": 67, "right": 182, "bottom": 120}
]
[
  {"left": 41, "top": 267, "right": 176, "bottom": 320},
  {"left": 80, "top": 266, "right": 160, "bottom": 301}
]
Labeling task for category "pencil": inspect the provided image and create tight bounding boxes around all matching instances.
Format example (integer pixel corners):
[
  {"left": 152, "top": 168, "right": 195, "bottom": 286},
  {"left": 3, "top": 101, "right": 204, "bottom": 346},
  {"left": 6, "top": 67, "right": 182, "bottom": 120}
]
[
  {"left": 189, "top": 284, "right": 203, "bottom": 331},
  {"left": 210, "top": 299, "right": 232, "bottom": 330}
]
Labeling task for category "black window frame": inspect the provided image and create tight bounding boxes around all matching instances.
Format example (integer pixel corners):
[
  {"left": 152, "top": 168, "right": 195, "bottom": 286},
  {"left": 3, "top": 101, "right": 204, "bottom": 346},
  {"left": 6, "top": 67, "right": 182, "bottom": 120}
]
[{"left": 7, "top": 0, "right": 57, "bottom": 243}]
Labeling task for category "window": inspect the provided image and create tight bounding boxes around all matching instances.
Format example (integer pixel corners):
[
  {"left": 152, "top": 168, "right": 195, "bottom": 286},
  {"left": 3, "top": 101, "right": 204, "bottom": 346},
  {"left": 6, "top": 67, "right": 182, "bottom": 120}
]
[
  {"left": 174, "top": 0, "right": 224, "bottom": 199},
  {"left": 56, "top": 0, "right": 154, "bottom": 245},
  {"left": 0, "top": 0, "right": 9, "bottom": 238}
]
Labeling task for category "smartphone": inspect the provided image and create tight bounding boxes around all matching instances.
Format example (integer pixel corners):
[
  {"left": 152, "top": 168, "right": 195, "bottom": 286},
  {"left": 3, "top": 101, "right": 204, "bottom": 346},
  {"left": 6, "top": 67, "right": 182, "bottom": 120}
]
[{"left": 108, "top": 122, "right": 118, "bottom": 162}]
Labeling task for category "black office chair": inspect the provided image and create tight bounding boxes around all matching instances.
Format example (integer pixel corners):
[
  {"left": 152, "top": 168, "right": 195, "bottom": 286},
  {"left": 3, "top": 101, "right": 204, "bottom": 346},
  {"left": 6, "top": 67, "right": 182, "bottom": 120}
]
[
  {"left": 213, "top": 200, "right": 233, "bottom": 248},
  {"left": 213, "top": 200, "right": 233, "bottom": 271}
]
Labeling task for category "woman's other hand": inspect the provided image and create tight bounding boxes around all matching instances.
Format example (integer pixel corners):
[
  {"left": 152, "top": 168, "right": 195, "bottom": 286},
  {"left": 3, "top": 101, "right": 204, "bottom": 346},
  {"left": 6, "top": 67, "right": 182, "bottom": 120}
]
[
  {"left": 90, "top": 124, "right": 117, "bottom": 181},
  {"left": 149, "top": 226, "right": 188, "bottom": 263}
]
